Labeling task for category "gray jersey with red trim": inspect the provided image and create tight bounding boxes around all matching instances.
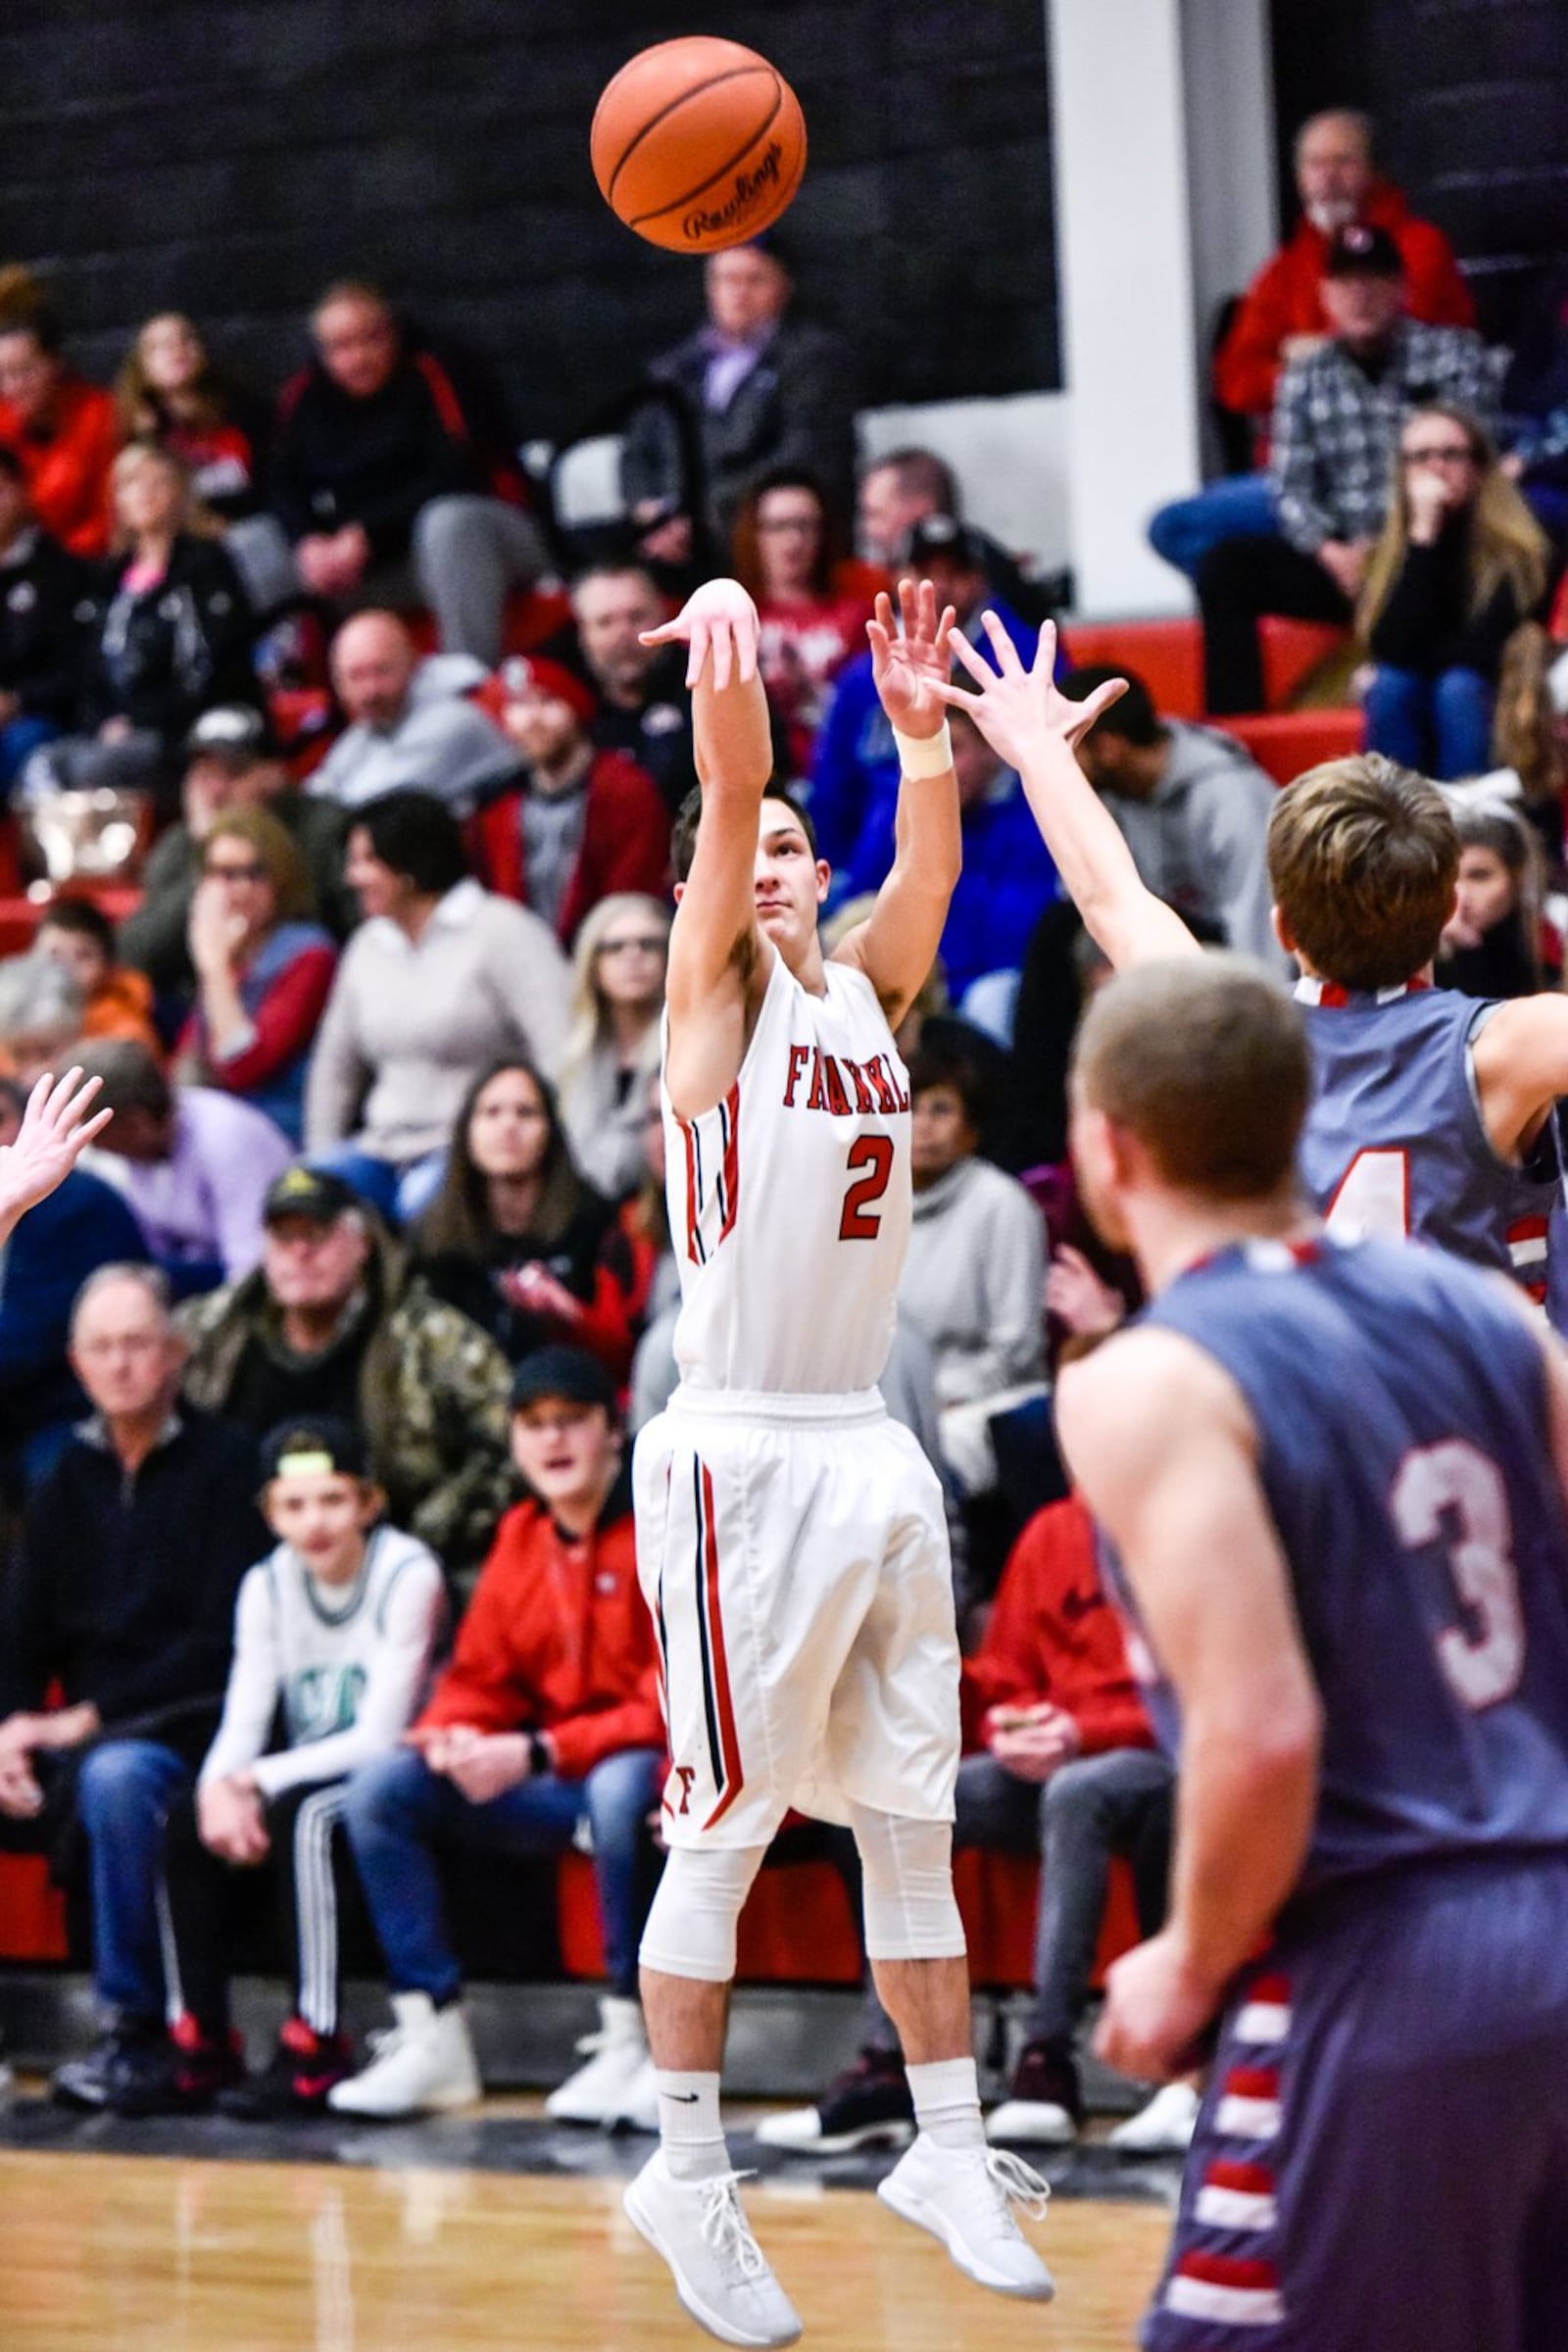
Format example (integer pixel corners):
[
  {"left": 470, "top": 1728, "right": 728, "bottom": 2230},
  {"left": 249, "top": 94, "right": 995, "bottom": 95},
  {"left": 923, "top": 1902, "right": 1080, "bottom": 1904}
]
[
  {"left": 662, "top": 947, "right": 912, "bottom": 1395},
  {"left": 1297, "top": 978, "right": 1561, "bottom": 1311}
]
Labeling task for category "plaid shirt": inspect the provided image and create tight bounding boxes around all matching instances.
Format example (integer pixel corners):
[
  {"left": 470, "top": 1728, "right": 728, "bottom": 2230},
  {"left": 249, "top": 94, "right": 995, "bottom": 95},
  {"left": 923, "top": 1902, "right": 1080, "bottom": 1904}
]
[{"left": 1270, "top": 319, "right": 1503, "bottom": 553}]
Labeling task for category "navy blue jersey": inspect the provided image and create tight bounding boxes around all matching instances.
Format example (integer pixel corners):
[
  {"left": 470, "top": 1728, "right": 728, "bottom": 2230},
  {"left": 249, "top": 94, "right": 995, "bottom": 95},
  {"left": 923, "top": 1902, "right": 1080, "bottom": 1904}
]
[
  {"left": 1102, "top": 1235, "right": 1568, "bottom": 1897},
  {"left": 1297, "top": 978, "right": 1559, "bottom": 1311}
]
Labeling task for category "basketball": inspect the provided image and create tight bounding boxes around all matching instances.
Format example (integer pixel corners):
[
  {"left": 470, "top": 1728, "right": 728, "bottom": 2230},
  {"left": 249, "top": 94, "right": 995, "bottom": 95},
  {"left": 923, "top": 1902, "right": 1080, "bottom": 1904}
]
[{"left": 591, "top": 36, "right": 807, "bottom": 256}]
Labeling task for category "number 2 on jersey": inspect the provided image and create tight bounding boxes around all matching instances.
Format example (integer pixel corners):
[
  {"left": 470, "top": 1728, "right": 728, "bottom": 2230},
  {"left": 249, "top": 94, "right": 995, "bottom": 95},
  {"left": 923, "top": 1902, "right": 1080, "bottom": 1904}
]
[
  {"left": 1391, "top": 1439, "right": 1526, "bottom": 1711},
  {"left": 1325, "top": 1148, "right": 1410, "bottom": 1241},
  {"left": 839, "top": 1135, "right": 894, "bottom": 1241}
]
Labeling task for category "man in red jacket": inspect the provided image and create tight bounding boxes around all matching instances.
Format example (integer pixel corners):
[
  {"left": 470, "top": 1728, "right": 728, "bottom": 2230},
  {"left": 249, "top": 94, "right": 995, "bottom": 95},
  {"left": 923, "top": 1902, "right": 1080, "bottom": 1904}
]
[
  {"left": 470, "top": 656, "right": 670, "bottom": 946},
  {"left": 760, "top": 1494, "right": 1186, "bottom": 2155},
  {"left": 1151, "top": 109, "right": 1474, "bottom": 583},
  {"left": 329, "top": 1346, "right": 665, "bottom": 2123}
]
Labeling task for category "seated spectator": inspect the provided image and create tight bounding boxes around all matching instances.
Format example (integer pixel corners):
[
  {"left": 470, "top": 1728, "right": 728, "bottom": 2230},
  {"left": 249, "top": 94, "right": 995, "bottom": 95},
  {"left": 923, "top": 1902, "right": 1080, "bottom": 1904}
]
[
  {"left": 179, "top": 1164, "right": 514, "bottom": 1579},
  {"left": 34, "top": 899, "right": 163, "bottom": 1055},
  {"left": 120, "top": 706, "right": 354, "bottom": 996},
  {"left": 1056, "top": 665, "right": 1289, "bottom": 969},
  {"left": 0, "top": 280, "right": 120, "bottom": 559},
  {"left": 759, "top": 1495, "right": 1187, "bottom": 2157},
  {"left": 0, "top": 1263, "right": 268, "bottom": 2113},
  {"left": 270, "top": 279, "right": 548, "bottom": 665},
  {"left": 570, "top": 564, "right": 696, "bottom": 816},
  {"left": 623, "top": 1075, "right": 680, "bottom": 1434},
  {"left": 1152, "top": 109, "right": 1476, "bottom": 581},
  {"left": 471, "top": 656, "right": 669, "bottom": 943},
  {"left": 901, "top": 1042, "right": 1047, "bottom": 1495},
  {"left": 330, "top": 1347, "right": 664, "bottom": 2124},
  {"left": 23, "top": 444, "right": 257, "bottom": 809},
  {"left": 0, "top": 1075, "right": 149, "bottom": 1499},
  {"left": 0, "top": 951, "right": 85, "bottom": 1085},
  {"left": 858, "top": 445, "right": 1055, "bottom": 625},
  {"left": 307, "top": 609, "right": 519, "bottom": 816},
  {"left": 0, "top": 448, "right": 88, "bottom": 796},
  {"left": 173, "top": 807, "right": 338, "bottom": 1147},
  {"left": 305, "top": 790, "right": 569, "bottom": 1226},
  {"left": 555, "top": 895, "right": 671, "bottom": 1202},
  {"left": 411, "top": 1059, "right": 640, "bottom": 1381},
  {"left": 812, "top": 533, "right": 1044, "bottom": 888},
  {"left": 74, "top": 1038, "right": 292, "bottom": 1295},
  {"left": 1198, "top": 225, "right": 1498, "bottom": 715},
  {"left": 139, "top": 1418, "right": 448, "bottom": 2118},
  {"left": 621, "top": 236, "right": 856, "bottom": 547},
  {"left": 731, "top": 466, "right": 868, "bottom": 782},
  {"left": 1359, "top": 405, "right": 1550, "bottom": 779},
  {"left": 1435, "top": 803, "right": 1551, "bottom": 1000}
]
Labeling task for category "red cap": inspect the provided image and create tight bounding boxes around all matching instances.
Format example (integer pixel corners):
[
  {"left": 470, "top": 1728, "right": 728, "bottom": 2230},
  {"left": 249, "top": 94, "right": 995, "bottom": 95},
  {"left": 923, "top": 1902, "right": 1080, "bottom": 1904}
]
[{"left": 502, "top": 655, "right": 597, "bottom": 729}]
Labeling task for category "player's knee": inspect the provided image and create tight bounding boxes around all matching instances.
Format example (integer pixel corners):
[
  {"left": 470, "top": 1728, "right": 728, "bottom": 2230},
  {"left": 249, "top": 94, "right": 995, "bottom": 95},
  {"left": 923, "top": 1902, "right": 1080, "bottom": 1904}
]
[
  {"left": 638, "top": 1843, "right": 766, "bottom": 1984},
  {"left": 850, "top": 1805, "right": 965, "bottom": 1963}
]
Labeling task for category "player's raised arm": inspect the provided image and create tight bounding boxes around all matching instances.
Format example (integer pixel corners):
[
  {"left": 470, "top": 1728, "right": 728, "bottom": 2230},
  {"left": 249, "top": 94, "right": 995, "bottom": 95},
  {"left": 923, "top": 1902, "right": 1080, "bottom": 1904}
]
[
  {"left": 1469, "top": 992, "right": 1568, "bottom": 1165},
  {"left": 935, "top": 617, "right": 1200, "bottom": 972},
  {"left": 1055, "top": 1329, "right": 1323, "bottom": 2082},
  {"left": 831, "top": 578, "right": 962, "bottom": 1024},
  {"left": 0, "top": 1067, "right": 112, "bottom": 1250},
  {"left": 643, "top": 579, "right": 774, "bottom": 1112}
]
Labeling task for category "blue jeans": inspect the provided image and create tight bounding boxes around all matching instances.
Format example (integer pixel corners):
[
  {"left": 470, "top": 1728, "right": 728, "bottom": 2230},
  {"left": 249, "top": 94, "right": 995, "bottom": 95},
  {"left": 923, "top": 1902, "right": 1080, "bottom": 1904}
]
[
  {"left": 1362, "top": 663, "right": 1494, "bottom": 781},
  {"left": 74, "top": 1738, "right": 194, "bottom": 2022},
  {"left": 1148, "top": 471, "right": 1277, "bottom": 583},
  {"left": 308, "top": 1145, "right": 448, "bottom": 1228},
  {"left": 340, "top": 1743, "right": 665, "bottom": 2000},
  {"left": 0, "top": 713, "right": 59, "bottom": 798}
]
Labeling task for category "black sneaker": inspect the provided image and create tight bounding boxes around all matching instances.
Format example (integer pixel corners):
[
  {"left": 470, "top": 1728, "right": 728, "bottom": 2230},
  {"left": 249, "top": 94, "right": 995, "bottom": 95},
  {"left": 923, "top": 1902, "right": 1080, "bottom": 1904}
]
[
  {"left": 985, "top": 2036, "right": 1084, "bottom": 2146},
  {"left": 755, "top": 2046, "right": 915, "bottom": 2153},
  {"left": 219, "top": 2019, "right": 355, "bottom": 2120},
  {"left": 108, "top": 2012, "right": 246, "bottom": 2118},
  {"left": 52, "top": 2020, "right": 172, "bottom": 2112}
]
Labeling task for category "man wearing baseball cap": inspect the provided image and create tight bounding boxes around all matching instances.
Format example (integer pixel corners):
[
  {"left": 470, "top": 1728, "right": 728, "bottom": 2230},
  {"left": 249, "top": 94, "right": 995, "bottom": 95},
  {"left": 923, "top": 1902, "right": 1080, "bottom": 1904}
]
[
  {"left": 469, "top": 654, "right": 670, "bottom": 945},
  {"left": 330, "top": 1344, "right": 665, "bottom": 2126},
  {"left": 1198, "top": 221, "right": 1500, "bottom": 714}
]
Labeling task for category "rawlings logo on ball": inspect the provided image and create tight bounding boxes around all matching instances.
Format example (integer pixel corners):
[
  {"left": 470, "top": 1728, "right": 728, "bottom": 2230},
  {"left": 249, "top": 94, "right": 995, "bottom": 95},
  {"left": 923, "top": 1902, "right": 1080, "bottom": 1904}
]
[{"left": 683, "top": 140, "right": 783, "bottom": 243}]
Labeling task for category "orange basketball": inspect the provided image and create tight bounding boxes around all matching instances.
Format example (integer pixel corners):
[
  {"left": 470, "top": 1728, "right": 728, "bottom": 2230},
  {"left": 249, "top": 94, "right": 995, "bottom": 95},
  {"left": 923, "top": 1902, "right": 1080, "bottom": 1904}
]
[{"left": 591, "top": 36, "right": 807, "bottom": 256}]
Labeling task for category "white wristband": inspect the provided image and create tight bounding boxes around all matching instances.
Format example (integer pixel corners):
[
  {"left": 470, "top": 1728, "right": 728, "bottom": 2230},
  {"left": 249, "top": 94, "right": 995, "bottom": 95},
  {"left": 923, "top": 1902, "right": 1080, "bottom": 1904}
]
[{"left": 892, "top": 721, "right": 953, "bottom": 779}]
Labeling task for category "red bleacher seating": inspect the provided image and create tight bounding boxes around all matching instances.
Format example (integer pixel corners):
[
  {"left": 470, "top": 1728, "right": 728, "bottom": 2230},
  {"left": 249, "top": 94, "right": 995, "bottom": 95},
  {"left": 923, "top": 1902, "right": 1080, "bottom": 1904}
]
[
  {"left": 1062, "top": 617, "right": 1203, "bottom": 718},
  {"left": 0, "top": 1852, "right": 69, "bottom": 1962},
  {"left": 1223, "top": 707, "right": 1362, "bottom": 786}
]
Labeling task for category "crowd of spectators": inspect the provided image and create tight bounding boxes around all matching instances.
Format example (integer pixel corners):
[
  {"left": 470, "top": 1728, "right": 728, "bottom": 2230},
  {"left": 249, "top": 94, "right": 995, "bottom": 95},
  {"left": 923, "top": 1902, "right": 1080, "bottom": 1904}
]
[{"left": 1, "top": 92, "right": 1567, "bottom": 2145}]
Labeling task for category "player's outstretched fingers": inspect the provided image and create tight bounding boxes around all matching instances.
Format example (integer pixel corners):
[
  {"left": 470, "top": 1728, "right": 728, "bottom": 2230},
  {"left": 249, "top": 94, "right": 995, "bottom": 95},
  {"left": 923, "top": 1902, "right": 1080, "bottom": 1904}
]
[
  {"left": 980, "top": 609, "right": 1026, "bottom": 675},
  {"left": 946, "top": 628, "right": 1001, "bottom": 690},
  {"left": 709, "top": 618, "right": 732, "bottom": 694},
  {"left": 1031, "top": 618, "right": 1058, "bottom": 677},
  {"left": 1065, "top": 675, "right": 1132, "bottom": 739}
]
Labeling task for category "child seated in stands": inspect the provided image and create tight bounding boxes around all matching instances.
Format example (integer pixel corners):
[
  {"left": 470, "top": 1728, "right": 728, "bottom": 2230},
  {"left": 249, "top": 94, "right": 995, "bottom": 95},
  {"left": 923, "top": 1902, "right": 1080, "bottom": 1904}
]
[
  {"left": 34, "top": 897, "right": 162, "bottom": 1059},
  {"left": 120, "top": 1416, "right": 446, "bottom": 2118}
]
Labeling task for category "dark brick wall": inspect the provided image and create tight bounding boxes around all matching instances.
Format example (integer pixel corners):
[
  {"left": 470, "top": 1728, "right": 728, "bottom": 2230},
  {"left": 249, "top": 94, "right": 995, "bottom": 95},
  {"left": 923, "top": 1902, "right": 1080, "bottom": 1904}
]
[
  {"left": 1269, "top": 0, "right": 1568, "bottom": 343},
  {"left": 0, "top": 0, "right": 1059, "bottom": 439}
]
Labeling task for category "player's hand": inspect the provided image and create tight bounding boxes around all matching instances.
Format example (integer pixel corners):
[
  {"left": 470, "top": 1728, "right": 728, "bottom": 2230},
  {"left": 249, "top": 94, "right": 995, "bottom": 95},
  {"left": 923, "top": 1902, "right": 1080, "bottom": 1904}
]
[
  {"left": 0, "top": 1068, "right": 113, "bottom": 1228},
  {"left": 199, "top": 1776, "right": 270, "bottom": 1866},
  {"left": 639, "top": 577, "right": 760, "bottom": 692},
  {"left": 934, "top": 616, "right": 1127, "bottom": 775},
  {"left": 1047, "top": 1246, "right": 1127, "bottom": 1340},
  {"left": 1094, "top": 1928, "right": 1223, "bottom": 2082},
  {"left": 988, "top": 1704, "right": 1082, "bottom": 1784},
  {"left": 867, "top": 577, "right": 958, "bottom": 741},
  {"left": 444, "top": 1732, "right": 532, "bottom": 1805}
]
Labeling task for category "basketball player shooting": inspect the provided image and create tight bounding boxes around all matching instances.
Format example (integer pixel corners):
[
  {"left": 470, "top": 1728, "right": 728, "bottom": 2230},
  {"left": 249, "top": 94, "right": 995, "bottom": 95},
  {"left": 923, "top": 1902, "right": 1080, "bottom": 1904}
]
[
  {"left": 0, "top": 1065, "right": 111, "bottom": 1247},
  {"left": 620, "top": 574, "right": 1054, "bottom": 2347},
  {"left": 1053, "top": 954, "right": 1568, "bottom": 2351}
]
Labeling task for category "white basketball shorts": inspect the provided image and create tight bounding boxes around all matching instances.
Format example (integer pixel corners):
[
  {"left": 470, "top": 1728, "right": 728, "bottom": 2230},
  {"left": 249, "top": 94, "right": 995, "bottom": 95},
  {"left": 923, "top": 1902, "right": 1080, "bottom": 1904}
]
[{"left": 632, "top": 1387, "right": 961, "bottom": 1850}]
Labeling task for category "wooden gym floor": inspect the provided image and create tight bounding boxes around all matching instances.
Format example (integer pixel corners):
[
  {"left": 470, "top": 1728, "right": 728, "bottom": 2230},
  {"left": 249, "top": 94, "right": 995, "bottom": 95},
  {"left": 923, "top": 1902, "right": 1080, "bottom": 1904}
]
[{"left": 0, "top": 2101, "right": 1175, "bottom": 2351}]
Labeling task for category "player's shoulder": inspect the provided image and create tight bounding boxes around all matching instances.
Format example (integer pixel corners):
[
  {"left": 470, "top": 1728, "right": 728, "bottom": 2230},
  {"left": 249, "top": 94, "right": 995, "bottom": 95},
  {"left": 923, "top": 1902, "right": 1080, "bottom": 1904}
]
[{"left": 1056, "top": 1323, "right": 1252, "bottom": 1481}]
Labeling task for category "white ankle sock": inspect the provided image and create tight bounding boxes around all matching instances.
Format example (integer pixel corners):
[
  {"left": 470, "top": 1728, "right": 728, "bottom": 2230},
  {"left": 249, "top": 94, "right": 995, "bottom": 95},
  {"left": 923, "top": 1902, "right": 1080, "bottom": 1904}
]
[
  {"left": 655, "top": 2069, "right": 728, "bottom": 2180},
  {"left": 907, "top": 2055, "right": 986, "bottom": 2151}
]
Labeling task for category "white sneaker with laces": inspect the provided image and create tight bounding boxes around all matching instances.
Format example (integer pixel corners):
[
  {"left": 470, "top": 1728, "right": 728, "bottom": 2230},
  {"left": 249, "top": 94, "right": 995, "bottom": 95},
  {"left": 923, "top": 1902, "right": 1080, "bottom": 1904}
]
[
  {"left": 623, "top": 2150, "right": 803, "bottom": 2348},
  {"left": 327, "top": 1993, "right": 481, "bottom": 2119},
  {"left": 546, "top": 1997, "right": 659, "bottom": 2130},
  {"left": 1107, "top": 2080, "right": 1200, "bottom": 2155},
  {"left": 877, "top": 2132, "right": 1055, "bottom": 2300}
]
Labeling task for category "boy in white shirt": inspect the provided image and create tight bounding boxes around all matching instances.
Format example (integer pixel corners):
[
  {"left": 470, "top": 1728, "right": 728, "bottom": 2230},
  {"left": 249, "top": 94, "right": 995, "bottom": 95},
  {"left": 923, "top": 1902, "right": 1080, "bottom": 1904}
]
[{"left": 120, "top": 1416, "right": 447, "bottom": 2117}]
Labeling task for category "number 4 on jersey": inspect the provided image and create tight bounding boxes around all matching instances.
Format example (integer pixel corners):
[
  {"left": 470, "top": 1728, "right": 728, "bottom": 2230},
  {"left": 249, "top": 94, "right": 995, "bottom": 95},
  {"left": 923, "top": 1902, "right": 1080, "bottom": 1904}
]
[{"left": 1325, "top": 1148, "right": 1410, "bottom": 1242}]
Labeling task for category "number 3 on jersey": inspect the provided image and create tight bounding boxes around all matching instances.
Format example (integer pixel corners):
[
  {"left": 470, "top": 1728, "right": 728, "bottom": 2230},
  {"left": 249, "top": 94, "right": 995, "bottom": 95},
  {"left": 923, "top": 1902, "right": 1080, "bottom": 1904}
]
[
  {"left": 1391, "top": 1439, "right": 1526, "bottom": 1711},
  {"left": 1324, "top": 1147, "right": 1410, "bottom": 1241},
  {"left": 840, "top": 1135, "right": 894, "bottom": 1241}
]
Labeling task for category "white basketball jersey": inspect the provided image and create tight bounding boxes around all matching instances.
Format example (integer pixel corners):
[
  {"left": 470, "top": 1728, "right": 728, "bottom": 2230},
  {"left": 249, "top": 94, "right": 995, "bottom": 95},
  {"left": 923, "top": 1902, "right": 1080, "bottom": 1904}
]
[{"left": 664, "top": 948, "right": 912, "bottom": 1396}]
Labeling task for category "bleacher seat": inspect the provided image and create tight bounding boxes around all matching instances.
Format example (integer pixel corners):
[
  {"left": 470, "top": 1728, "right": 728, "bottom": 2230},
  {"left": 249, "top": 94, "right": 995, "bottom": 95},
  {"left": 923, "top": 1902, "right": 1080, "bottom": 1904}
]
[{"left": 1223, "top": 706, "right": 1362, "bottom": 786}]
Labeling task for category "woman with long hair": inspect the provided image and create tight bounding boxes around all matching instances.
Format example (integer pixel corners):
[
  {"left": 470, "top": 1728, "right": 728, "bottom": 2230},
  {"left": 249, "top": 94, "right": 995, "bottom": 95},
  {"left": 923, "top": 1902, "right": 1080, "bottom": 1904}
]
[
  {"left": 1434, "top": 801, "right": 1557, "bottom": 1002},
  {"left": 554, "top": 893, "right": 671, "bottom": 1202},
  {"left": 174, "top": 804, "right": 337, "bottom": 1145},
  {"left": 1360, "top": 404, "right": 1552, "bottom": 779},
  {"left": 410, "top": 1058, "right": 640, "bottom": 1377},
  {"left": 730, "top": 466, "right": 869, "bottom": 782}
]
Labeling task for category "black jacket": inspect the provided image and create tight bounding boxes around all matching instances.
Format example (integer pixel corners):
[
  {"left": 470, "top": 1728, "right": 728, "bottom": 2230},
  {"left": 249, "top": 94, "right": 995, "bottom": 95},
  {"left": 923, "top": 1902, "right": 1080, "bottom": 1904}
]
[
  {"left": 0, "top": 1407, "right": 268, "bottom": 1731},
  {"left": 76, "top": 533, "right": 258, "bottom": 749},
  {"left": 1367, "top": 521, "right": 1534, "bottom": 684},
  {"left": 0, "top": 523, "right": 90, "bottom": 722},
  {"left": 270, "top": 351, "right": 488, "bottom": 558}
]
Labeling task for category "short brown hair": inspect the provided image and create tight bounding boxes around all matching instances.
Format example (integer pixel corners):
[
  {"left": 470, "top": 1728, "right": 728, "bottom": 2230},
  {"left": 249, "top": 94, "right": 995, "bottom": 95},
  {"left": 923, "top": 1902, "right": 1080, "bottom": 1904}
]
[
  {"left": 670, "top": 780, "right": 815, "bottom": 885},
  {"left": 1267, "top": 754, "right": 1457, "bottom": 990},
  {"left": 1072, "top": 956, "right": 1309, "bottom": 1200}
]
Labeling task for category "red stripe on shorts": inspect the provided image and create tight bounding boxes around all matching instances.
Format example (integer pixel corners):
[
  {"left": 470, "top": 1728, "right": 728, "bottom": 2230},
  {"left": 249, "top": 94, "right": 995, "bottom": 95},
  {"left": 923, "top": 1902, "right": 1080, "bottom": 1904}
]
[{"left": 700, "top": 1462, "right": 745, "bottom": 1828}]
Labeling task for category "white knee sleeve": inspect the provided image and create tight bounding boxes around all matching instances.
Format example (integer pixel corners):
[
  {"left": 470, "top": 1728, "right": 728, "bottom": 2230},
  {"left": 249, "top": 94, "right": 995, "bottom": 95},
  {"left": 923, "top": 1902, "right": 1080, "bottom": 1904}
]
[
  {"left": 850, "top": 1805, "right": 966, "bottom": 1962},
  {"left": 638, "top": 1843, "right": 767, "bottom": 1984}
]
